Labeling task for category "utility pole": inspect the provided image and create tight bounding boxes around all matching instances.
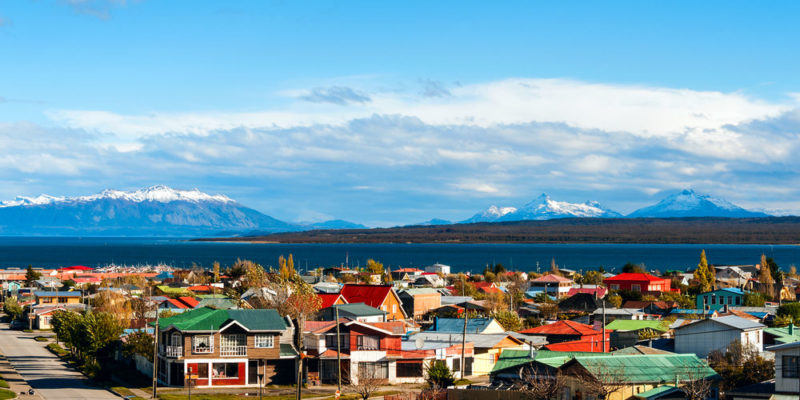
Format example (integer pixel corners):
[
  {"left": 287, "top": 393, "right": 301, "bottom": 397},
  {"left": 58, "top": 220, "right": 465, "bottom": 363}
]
[
  {"left": 601, "top": 300, "right": 606, "bottom": 353},
  {"left": 152, "top": 307, "right": 159, "bottom": 398},
  {"left": 460, "top": 275, "right": 468, "bottom": 380},
  {"left": 335, "top": 305, "right": 342, "bottom": 393}
]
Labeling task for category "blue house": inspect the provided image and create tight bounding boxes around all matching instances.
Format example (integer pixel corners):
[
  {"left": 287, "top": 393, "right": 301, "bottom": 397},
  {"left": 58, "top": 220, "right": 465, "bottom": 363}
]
[{"left": 696, "top": 288, "right": 744, "bottom": 311}]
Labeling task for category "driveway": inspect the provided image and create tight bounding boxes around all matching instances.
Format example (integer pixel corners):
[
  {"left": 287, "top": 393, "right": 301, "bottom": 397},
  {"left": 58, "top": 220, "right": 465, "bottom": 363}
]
[{"left": 0, "top": 324, "right": 118, "bottom": 400}]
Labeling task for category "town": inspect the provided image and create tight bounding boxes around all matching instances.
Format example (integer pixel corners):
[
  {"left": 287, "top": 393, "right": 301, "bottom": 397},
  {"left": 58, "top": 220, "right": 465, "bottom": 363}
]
[{"left": 0, "top": 252, "right": 798, "bottom": 400}]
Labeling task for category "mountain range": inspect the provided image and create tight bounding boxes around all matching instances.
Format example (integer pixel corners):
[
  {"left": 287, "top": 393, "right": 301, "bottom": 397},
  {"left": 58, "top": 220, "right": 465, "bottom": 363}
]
[{"left": 0, "top": 186, "right": 776, "bottom": 236}]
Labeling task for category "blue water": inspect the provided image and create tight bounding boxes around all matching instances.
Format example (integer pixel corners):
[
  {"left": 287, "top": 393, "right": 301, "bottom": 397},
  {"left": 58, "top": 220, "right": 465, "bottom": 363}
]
[{"left": 0, "top": 237, "right": 798, "bottom": 274}]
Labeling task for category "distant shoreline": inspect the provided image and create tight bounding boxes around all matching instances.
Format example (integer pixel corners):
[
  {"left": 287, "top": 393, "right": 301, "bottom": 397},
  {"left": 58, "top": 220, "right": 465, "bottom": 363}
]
[{"left": 195, "top": 216, "right": 800, "bottom": 245}]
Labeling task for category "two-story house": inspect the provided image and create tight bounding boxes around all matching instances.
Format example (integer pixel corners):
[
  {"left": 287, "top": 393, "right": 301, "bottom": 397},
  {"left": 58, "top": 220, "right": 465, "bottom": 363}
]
[
  {"left": 156, "top": 307, "right": 297, "bottom": 387},
  {"left": 529, "top": 274, "right": 573, "bottom": 298},
  {"left": 696, "top": 288, "right": 745, "bottom": 311},
  {"left": 340, "top": 284, "right": 407, "bottom": 320},
  {"left": 728, "top": 340, "right": 800, "bottom": 399},
  {"left": 34, "top": 291, "right": 82, "bottom": 305},
  {"left": 398, "top": 288, "right": 441, "bottom": 321},
  {"left": 603, "top": 273, "right": 675, "bottom": 295}
]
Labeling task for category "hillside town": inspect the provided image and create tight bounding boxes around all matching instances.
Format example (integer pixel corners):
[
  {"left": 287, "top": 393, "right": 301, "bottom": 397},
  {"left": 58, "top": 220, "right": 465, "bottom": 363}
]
[{"left": 1, "top": 252, "right": 799, "bottom": 400}]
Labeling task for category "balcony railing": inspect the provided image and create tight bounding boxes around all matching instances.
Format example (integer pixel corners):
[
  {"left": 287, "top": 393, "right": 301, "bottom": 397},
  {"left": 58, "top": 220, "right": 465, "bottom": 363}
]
[
  {"left": 220, "top": 346, "right": 247, "bottom": 357},
  {"left": 192, "top": 345, "right": 214, "bottom": 354},
  {"left": 161, "top": 345, "right": 183, "bottom": 358}
]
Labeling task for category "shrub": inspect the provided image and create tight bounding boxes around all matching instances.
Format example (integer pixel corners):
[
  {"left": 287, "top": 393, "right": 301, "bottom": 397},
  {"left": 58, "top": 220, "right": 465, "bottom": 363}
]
[
  {"left": 777, "top": 302, "right": 800, "bottom": 323},
  {"left": 426, "top": 361, "right": 454, "bottom": 389}
]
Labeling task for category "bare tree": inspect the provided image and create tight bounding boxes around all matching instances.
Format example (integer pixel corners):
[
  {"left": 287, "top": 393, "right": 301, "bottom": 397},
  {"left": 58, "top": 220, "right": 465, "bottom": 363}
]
[
  {"left": 515, "top": 365, "right": 566, "bottom": 400},
  {"left": 417, "top": 387, "right": 445, "bottom": 400},
  {"left": 350, "top": 367, "right": 383, "bottom": 400},
  {"left": 574, "top": 363, "right": 628, "bottom": 400},
  {"left": 679, "top": 365, "right": 714, "bottom": 400}
]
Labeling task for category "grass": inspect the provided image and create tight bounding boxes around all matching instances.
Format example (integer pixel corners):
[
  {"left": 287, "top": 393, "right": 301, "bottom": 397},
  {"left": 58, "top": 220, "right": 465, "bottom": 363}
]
[
  {"left": 0, "top": 388, "right": 14, "bottom": 400},
  {"left": 46, "top": 343, "right": 69, "bottom": 358},
  {"left": 0, "top": 379, "right": 7, "bottom": 389},
  {"left": 111, "top": 386, "right": 147, "bottom": 400},
  {"left": 330, "top": 390, "right": 403, "bottom": 400},
  {"left": 33, "top": 336, "right": 50, "bottom": 342},
  {"left": 22, "top": 329, "right": 32, "bottom": 333},
  {"left": 454, "top": 379, "right": 472, "bottom": 386}
]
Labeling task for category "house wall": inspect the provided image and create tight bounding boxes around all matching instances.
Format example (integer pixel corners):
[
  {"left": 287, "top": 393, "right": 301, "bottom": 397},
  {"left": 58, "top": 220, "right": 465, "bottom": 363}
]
[
  {"left": 775, "top": 346, "right": 800, "bottom": 394},
  {"left": 675, "top": 320, "right": 761, "bottom": 358},
  {"left": 696, "top": 291, "right": 743, "bottom": 311},
  {"left": 381, "top": 292, "right": 406, "bottom": 321},
  {"left": 158, "top": 327, "right": 281, "bottom": 360}
]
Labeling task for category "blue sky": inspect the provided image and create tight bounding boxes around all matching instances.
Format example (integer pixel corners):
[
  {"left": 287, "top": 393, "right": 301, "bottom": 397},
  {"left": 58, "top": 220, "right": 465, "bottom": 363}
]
[{"left": 2, "top": 1, "right": 800, "bottom": 226}]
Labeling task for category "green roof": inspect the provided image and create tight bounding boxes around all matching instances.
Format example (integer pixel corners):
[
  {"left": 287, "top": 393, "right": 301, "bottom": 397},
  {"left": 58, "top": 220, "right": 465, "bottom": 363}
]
[
  {"left": 156, "top": 285, "right": 191, "bottom": 295},
  {"left": 330, "top": 303, "right": 386, "bottom": 316},
  {"left": 490, "top": 349, "right": 599, "bottom": 374},
  {"left": 764, "top": 326, "right": 800, "bottom": 344},
  {"left": 280, "top": 343, "right": 298, "bottom": 357},
  {"left": 606, "top": 319, "right": 669, "bottom": 332},
  {"left": 634, "top": 385, "right": 680, "bottom": 399},
  {"left": 571, "top": 354, "right": 718, "bottom": 383},
  {"left": 159, "top": 307, "right": 287, "bottom": 332},
  {"left": 197, "top": 294, "right": 229, "bottom": 299}
]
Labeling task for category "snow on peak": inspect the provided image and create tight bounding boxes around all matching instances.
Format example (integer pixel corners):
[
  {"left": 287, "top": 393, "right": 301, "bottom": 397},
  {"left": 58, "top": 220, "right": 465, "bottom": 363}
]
[
  {"left": 627, "top": 189, "right": 769, "bottom": 218},
  {"left": 0, "top": 186, "right": 234, "bottom": 208},
  {"left": 462, "top": 194, "right": 621, "bottom": 223}
]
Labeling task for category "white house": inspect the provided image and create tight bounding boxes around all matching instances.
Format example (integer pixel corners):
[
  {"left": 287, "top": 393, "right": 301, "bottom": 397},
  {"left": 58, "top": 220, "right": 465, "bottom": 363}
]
[
  {"left": 674, "top": 315, "right": 764, "bottom": 358},
  {"left": 424, "top": 263, "right": 451, "bottom": 275},
  {"left": 769, "top": 341, "right": 800, "bottom": 396}
]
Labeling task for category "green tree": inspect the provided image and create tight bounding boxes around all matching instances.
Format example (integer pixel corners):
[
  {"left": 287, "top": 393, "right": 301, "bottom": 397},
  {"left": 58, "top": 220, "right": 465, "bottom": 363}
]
[
  {"left": 582, "top": 270, "right": 605, "bottom": 285},
  {"left": 659, "top": 291, "right": 695, "bottom": 309},
  {"left": 607, "top": 294, "right": 623, "bottom": 308},
  {"left": 122, "top": 330, "right": 154, "bottom": 362},
  {"left": 426, "top": 361, "right": 455, "bottom": 389},
  {"left": 694, "top": 250, "right": 714, "bottom": 292},
  {"left": 493, "top": 310, "right": 523, "bottom": 331},
  {"left": 3, "top": 297, "right": 23, "bottom": 320},
  {"left": 743, "top": 292, "right": 766, "bottom": 307},
  {"left": 622, "top": 262, "right": 645, "bottom": 273},
  {"left": 493, "top": 263, "right": 506, "bottom": 275},
  {"left": 777, "top": 302, "right": 800, "bottom": 324},
  {"left": 25, "top": 265, "right": 41, "bottom": 287},
  {"left": 483, "top": 271, "right": 496, "bottom": 283}
]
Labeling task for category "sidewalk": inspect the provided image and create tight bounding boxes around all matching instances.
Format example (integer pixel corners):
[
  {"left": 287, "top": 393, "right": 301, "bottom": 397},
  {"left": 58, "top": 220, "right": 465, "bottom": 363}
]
[{"left": 0, "top": 353, "right": 43, "bottom": 400}]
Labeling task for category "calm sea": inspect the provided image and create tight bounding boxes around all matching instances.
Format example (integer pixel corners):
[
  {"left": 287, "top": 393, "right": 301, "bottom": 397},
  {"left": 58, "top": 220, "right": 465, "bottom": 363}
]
[{"left": 0, "top": 237, "right": 798, "bottom": 274}]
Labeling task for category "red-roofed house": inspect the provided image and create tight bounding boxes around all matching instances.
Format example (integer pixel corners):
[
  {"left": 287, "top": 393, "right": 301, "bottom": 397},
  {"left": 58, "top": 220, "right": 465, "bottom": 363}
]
[
  {"left": 566, "top": 287, "right": 608, "bottom": 298},
  {"left": 318, "top": 293, "right": 347, "bottom": 309},
  {"left": 518, "top": 320, "right": 604, "bottom": 344},
  {"left": 470, "top": 281, "right": 503, "bottom": 295},
  {"left": 603, "top": 273, "right": 676, "bottom": 295},
  {"left": 340, "top": 284, "right": 407, "bottom": 321},
  {"left": 529, "top": 274, "right": 574, "bottom": 298},
  {"left": 543, "top": 333, "right": 611, "bottom": 352},
  {"left": 160, "top": 298, "right": 190, "bottom": 311},
  {"left": 187, "top": 285, "right": 214, "bottom": 294},
  {"left": 178, "top": 296, "right": 200, "bottom": 309}
]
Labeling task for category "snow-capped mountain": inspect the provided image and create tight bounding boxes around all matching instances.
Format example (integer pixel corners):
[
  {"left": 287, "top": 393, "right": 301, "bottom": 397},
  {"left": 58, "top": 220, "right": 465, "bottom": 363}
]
[
  {"left": 627, "top": 189, "right": 771, "bottom": 218},
  {"left": 461, "top": 205, "right": 518, "bottom": 223},
  {"left": 409, "top": 218, "right": 453, "bottom": 226},
  {"left": 0, "top": 185, "right": 298, "bottom": 236},
  {"left": 462, "top": 194, "right": 621, "bottom": 223}
]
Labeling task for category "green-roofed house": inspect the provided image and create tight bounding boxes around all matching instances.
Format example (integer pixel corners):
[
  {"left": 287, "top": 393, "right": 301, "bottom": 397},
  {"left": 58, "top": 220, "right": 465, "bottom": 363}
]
[
  {"left": 559, "top": 354, "right": 719, "bottom": 400},
  {"left": 764, "top": 324, "right": 800, "bottom": 345},
  {"left": 156, "top": 307, "right": 297, "bottom": 387},
  {"left": 606, "top": 319, "right": 670, "bottom": 350}
]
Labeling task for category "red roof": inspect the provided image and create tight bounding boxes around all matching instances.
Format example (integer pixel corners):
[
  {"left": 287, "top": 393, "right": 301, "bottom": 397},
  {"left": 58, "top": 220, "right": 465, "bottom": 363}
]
[
  {"left": 544, "top": 335, "right": 610, "bottom": 352},
  {"left": 340, "top": 284, "right": 393, "bottom": 309},
  {"left": 604, "top": 273, "right": 665, "bottom": 282},
  {"left": 518, "top": 320, "right": 601, "bottom": 336},
  {"left": 61, "top": 265, "right": 93, "bottom": 271},
  {"left": 164, "top": 298, "right": 188, "bottom": 309},
  {"left": 532, "top": 274, "right": 572, "bottom": 283},
  {"left": 567, "top": 288, "right": 608, "bottom": 297},
  {"left": 318, "top": 293, "right": 346, "bottom": 309},
  {"left": 188, "top": 285, "right": 213, "bottom": 292},
  {"left": 178, "top": 297, "right": 199, "bottom": 308}
]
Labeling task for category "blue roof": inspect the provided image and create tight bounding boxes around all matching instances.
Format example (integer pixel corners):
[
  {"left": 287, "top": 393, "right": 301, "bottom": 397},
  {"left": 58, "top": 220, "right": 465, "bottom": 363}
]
[
  {"left": 35, "top": 291, "right": 81, "bottom": 297},
  {"left": 430, "top": 317, "right": 497, "bottom": 334}
]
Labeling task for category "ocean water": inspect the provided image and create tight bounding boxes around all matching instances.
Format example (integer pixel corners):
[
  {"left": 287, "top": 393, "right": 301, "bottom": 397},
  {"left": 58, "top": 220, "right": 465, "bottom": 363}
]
[{"left": 0, "top": 237, "right": 798, "bottom": 274}]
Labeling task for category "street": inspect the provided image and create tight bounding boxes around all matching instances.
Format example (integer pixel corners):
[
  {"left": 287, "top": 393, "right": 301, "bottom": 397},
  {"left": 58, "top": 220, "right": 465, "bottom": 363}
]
[{"left": 0, "top": 324, "right": 118, "bottom": 400}]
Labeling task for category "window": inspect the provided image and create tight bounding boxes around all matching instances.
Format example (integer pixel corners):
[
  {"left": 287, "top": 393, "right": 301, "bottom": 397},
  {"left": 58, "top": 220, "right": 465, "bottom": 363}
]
[
  {"left": 255, "top": 334, "right": 274, "bottom": 348},
  {"left": 711, "top": 295, "right": 716, "bottom": 305},
  {"left": 783, "top": 356, "right": 799, "bottom": 378},
  {"left": 196, "top": 363, "right": 209, "bottom": 379},
  {"left": 631, "top": 284, "right": 641, "bottom": 292},
  {"left": 396, "top": 362, "right": 423, "bottom": 377},
  {"left": 610, "top": 284, "right": 620, "bottom": 290},
  {"left": 221, "top": 334, "right": 246, "bottom": 347},
  {"left": 192, "top": 335, "right": 213, "bottom": 353},
  {"left": 392, "top": 304, "right": 397, "bottom": 314},
  {"left": 452, "top": 359, "right": 460, "bottom": 372},
  {"left": 212, "top": 363, "right": 240, "bottom": 379},
  {"left": 325, "top": 334, "right": 348, "bottom": 349},
  {"left": 357, "top": 335, "right": 380, "bottom": 350},
  {"left": 359, "top": 362, "right": 388, "bottom": 379},
  {"left": 735, "top": 296, "right": 741, "bottom": 305}
]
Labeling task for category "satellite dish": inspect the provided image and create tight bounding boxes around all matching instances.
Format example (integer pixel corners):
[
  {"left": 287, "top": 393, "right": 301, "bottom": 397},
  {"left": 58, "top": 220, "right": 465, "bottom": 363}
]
[{"left": 415, "top": 337, "right": 424, "bottom": 350}]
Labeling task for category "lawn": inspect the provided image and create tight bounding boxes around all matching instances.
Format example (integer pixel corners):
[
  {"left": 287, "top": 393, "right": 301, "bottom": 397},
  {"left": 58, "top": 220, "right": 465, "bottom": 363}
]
[{"left": 0, "top": 388, "right": 15, "bottom": 399}]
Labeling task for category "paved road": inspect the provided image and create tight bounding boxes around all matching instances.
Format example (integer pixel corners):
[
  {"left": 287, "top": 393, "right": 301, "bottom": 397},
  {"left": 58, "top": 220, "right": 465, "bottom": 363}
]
[{"left": 0, "top": 324, "right": 118, "bottom": 400}]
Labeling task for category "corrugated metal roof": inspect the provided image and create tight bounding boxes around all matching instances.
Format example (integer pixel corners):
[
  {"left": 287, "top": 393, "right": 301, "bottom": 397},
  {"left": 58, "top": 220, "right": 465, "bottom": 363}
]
[
  {"left": 519, "top": 320, "right": 600, "bottom": 336},
  {"left": 429, "top": 317, "right": 498, "bottom": 334},
  {"left": 329, "top": 302, "right": 386, "bottom": 316},
  {"left": 570, "top": 354, "right": 718, "bottom": 383},
  {"left": 605, "top": 319, "right": 669, "bottom": 332},
  {"left": 410, "top": 332, "right": 522, "bottom": 349},
  {"left": 634, "top": 385, "right": 681, "bottom": 399},
  {"left": 675, "top": 315, "right": 764, "bottom": 331},
  {"left": 159, "top": 307, "right": 287, "bottom": 332}
]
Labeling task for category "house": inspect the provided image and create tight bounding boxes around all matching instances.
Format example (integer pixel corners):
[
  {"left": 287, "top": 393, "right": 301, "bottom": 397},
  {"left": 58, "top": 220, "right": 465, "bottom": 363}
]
[
  {"left": 558, "top": 354, "right": 719, "bottom": 400},
  {"left": 622, "top": 301, "right": 679, "bottom": 316},
  {"left": 411, "top": 273, "right": 445, "bottom": 288},
  {"left": 31, "top": 304, "right": 87, "bottom": 329},
  {"left": 303, "top": 319, "right": 467, "bottom": 384},
  {"left": 528, "top": 274, "right": 573, "bottom": 298},
  {"left": 674, "top": 315, "right": 765, "bottom": 358},
  {"left": 567, "top": 286, "right": 608, "bottom": 298},
  {"left": 669, "top": 308, "right": 719, "bottom": 319},
  {"left": 156, "top": 307, "right": 296, "bottom": 387},
  {"left": 604, "top": 273, "right": 675, "bottom": 295},
  {"left": 318, "top": 303, "right": 387, "bottom": 323},
  {"left": 428, "top": 317, "right": 506, "bottom": 335},
  {"left": 390, "top": 268, "right": 423, "bottom": 281},
  {"left": 592, "top": 307, "right": 647, "bottom": 321},
  {"left": 604, "top": 320, "right": 669, "bottom": 349},
  {"left": 409, "top": 332, "right": 527, "bottom": 376},
  {"left": 558, "top": 293, "right": 608, "bottom": 314},
  {"left": 696, "top": 288, "right": 745, "bottom": 311},
  {"left": 34, "top": 291, "right": 82, "bottom": 305},
  {"left": 340, "top": 284, "right": 407, "bottom": 321},
  {"left": 317, "top": 293, "right": 347, "bottom": 309},
  {"left": 398, "top": 288, "right": 441, "bottom": 320},
  {"left": 727, "top": 341, "right": 800, "bottom": 399},
  {"left": 543, "top": 334, "right": 611, "bottom": 353},
  {"left": 469, "top": 281, "right": 503, "bottom": 295},
  {"left": 715, "top": 266, "right": 752, "bottom": 286},
  {"left": 424, "top": 263, "right": 451, "bottom": 275},
  {"left": 763, "top": 324, "right": 800, "bottom": 346},
  {"left": 518, "top": 320, "right": 604, "bottom": 344}
]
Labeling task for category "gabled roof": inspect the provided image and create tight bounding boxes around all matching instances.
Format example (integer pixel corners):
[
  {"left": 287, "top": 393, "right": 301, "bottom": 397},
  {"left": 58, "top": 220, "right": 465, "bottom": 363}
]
[
  {"left": 340, "top": 284, "right": 394, "bottom": 309},
  {"left": 544, "top": 335, "right": 610, "bottom": 352},
  {"left": 604, "top": 273, "right": 666, "bottom": 282},
  {"left": 612, "top": 345, "right": 674, "bottom": 355},
  {"left": 159, "top": 307, "right": 288, "bottom": 332},
  {"left": 699, "top": 288, "right": 745, "bottom": 296},
  {"left": 327, "top": 302, "right": 386, "bottom": 317},
  {"left": 519, "top": 320, "right": 600, "bottom": 336},
  {"left": 567, "top": 287, "right": 608, "bottom": 297},
  {"left": 675, "top": 315, "right": 764, "bottom": 331},
  {"left": 178, "top": 296, "right": 199, "bottom": 308},
  {"left": 565, "top": 354, "right": 718, "bottom": 383},
  {"left": 622, "top": 301, "right": 677, "bottom": 310},
  {"left": 34, "top": 291, "right": 81, "bottom": 297},
  {"left": 430, "top": 317, "right": 500, "bottom": 334},
  {"left": 763, "top": 325, "right": 800, "bottom": 344},
  {"left": 605, "top": 319, "right": 669, "bottom": 332},
  {"left": 531, "top": 274, "right": 572, "bottom": 283},
  {"left": 410, "top": 332, "right": 523, "bottom": 349},
  {"left": 318, "top": 293, "right": 345, "bottom": 309},
  {"left": 164, "top": 298, "right": 189, "bottom": 309},
  {"left": 634, "top": 385, "right": 682, "bottom": 400}
]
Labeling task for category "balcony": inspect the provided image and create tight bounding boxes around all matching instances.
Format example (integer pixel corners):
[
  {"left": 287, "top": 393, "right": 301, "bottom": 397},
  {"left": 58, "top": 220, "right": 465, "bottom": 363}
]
[
  {"left": 192, "top": 345, "right": 214, "bottom": 354},
  {"left": 161, "top": 345, "right": 183, "bottom": 358},
  {"left": 220, "top": 346, "right": 247, "bottom": 357}
]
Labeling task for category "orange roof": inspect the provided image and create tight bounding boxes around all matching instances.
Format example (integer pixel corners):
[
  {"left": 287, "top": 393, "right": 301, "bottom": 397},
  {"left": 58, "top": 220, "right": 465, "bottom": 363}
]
[
  {"left": 394, "top": 268, "right": 422, "bottom": 273},
  {"left": 368, "top": 321, "right": 406, "bottom": 335},
  {"left": 532, "top": 274, "right": 572, "bottom": 283},
  {"left": 178, "top": 297, "right": 199, "bottom": 308},
  {"left": 519, "top": 320, "right": 601, "bottom": 336},
  {"left": 188, "top": 285, "right": 213, "bottom": 292}
]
